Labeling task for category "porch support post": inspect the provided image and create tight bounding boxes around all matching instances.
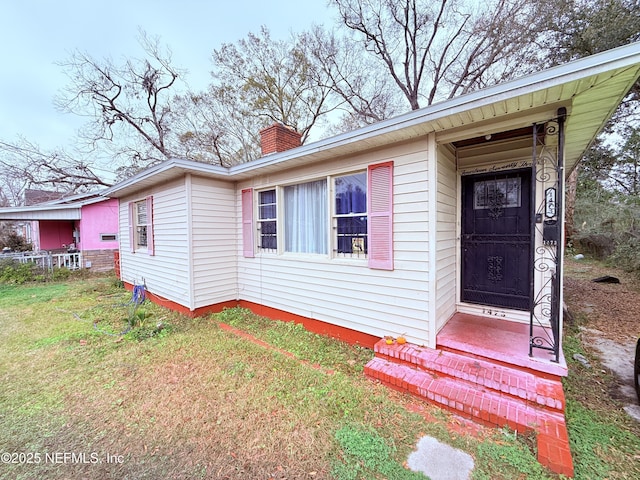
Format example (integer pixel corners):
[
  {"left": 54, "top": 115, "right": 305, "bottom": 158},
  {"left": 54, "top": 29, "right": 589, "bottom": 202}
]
[
  {"left": 554, "top": 107, "right": 567, "bottom": 361},
  {"left": 529, "top": 108, "right": 566, "bottom": 363},
  {"left": 529, "top": 124, "right": 538, "bottom": 357}
]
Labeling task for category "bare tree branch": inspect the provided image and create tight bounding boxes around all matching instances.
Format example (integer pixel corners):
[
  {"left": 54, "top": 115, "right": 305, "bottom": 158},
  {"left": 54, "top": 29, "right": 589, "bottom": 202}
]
[
  {"left": 332, "top": 0, "right": 545, "bottom": 110},
  {"left": 55, "top": 29, "right": 187, "bottom": 174},
  {"left": 0, "top": 139, "right": 111, "bottom": 205},
  {"left": 211, "top": 26, "right": 340, "bottom": 144}
]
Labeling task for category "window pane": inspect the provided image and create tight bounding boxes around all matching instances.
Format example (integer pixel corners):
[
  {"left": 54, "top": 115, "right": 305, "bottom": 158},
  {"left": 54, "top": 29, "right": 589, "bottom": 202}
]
[
  {"left": 258, "top": 189, "right": 277, "bottom": 251},
  {"left": 337, "top": 216, "right": 368, "bottom": 255},
  {"left": 137, "top": 226, "right": 148, "bottom": 247},
  {"left": 284, "top": 180, "right": 327, "bottom": 254},
  {"left": 259, "top": 204, "right": 276, "bottom": 219},
  {"left": 136, "top": 201, "right": 148, "bottom": 225},
  {"left": 259, "top": 189, "right": 276, "bottom": 205},
  {"left": 335, "top": 173, "right": 367, "bottom": 214},
  {"left": 474, "top": 177, "right": 521, "bottom": 209},
  {"left": 259, "top": 220, "right": 277, "bottom": 250}
]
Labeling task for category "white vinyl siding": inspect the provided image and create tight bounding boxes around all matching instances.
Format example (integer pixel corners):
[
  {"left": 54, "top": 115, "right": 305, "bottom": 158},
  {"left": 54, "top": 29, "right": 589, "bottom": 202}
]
[
  {"left": 435, "top": 144, "right": 458, "bottom": 332},
  {"left": 119, "top": 176, "right": 238, "bottom": 311},
  {"left": 237, "top": 141, "right": 431, "bottom": 345},
  {"left": 190, "top": 176, "right": 238, "bottom": 308},
  {"left": 119, "top": 179, "right": 191, "bottom": 307}
]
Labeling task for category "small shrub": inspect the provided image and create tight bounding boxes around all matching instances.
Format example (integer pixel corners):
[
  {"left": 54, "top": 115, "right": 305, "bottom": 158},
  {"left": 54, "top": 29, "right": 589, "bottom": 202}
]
[
  {"left": 52, "top": 267, "right": 71, "bottom": 281},
  {"left": 0, "top": 260, "right": 36, "bottom": 284},
  {"left": 126, "top": 322, "right": 171, "bottom": 341},
  {"left": 608, "top": 237, "right": 640, "bottom": 276},
  {"left": 0, "top": 231, "right": 32, "bottom": 252}
]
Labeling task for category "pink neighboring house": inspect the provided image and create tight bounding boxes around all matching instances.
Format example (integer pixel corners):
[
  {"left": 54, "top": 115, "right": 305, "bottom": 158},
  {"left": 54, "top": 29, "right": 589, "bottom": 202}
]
[{"left": 0, "top": 192, "right": 119, "bottom": 271}]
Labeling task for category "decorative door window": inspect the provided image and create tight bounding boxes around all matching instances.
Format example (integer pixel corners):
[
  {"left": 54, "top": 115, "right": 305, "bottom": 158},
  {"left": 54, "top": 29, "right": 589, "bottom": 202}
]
[{"left": 474, "top": 177, "right": 521, "bottom": 218}]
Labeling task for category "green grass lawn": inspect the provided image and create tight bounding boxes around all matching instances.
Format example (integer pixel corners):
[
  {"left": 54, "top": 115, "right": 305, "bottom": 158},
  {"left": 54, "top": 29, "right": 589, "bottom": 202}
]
[{"left": 0, "top": 274, "right": 637, "bottom": 479}]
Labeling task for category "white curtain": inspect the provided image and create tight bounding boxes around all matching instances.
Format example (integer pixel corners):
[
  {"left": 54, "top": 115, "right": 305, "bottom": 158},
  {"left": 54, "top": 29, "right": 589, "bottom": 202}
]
[{"left": 284, "top": 180, "right": 327, "bottom": 254}]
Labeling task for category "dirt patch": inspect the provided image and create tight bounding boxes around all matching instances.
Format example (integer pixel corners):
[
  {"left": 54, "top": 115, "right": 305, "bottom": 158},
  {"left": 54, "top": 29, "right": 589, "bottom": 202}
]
[
  {"left": 564, "top": 258, "right": 640, "bottom": 421},
  {"left": 564, "top": 262, "right": 640, "bottom": 344}
]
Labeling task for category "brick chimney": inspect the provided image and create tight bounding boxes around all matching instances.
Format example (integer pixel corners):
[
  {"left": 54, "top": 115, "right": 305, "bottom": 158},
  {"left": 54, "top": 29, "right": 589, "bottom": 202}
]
[{"left": 259, "top": 123, "right": 302, "bottom": 156}]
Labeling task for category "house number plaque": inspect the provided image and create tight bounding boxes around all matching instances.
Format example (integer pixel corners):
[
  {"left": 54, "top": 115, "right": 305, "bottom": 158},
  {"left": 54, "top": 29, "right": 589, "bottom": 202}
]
[{"left": 545, "top": 187, "right": 557, "bottom": 218}]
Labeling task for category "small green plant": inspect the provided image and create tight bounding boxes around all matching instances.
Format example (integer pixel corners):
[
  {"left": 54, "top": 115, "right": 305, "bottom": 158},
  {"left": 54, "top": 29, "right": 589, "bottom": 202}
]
[
  {"left": 332, "top": 425, "right": 425, "bottom": 480},
  {"left": 130, "top": 308, "right": 148, "bottom": 327},
  {"left": 126, "top": 321, "right": 170, "bottom": 341},
  {"left": 52, "top": 267, "right": 71, "bottom": 281},
  {"left": 0, "top": 260, "right": 36, "bottom": 284}
]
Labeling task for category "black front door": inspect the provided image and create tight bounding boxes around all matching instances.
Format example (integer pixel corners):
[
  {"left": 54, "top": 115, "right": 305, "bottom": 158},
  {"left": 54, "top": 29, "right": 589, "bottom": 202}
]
[{"left": 461, "top": 170, "right": 532, "bottom": 310}]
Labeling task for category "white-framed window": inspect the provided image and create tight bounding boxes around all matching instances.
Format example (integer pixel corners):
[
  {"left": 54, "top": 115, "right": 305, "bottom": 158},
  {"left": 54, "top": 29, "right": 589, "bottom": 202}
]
[
  {"left": 135, "top": 200, "right": 148, "bottom": 248},
  {"left": 258, "top": 189, "right": 277, "bottom": 252},
  {"left": 284, "top": 179, "right": 327, "bottom": 254},
  {"left": 100, "top": 233, "right": 118, "bottom": 242},
  {"left": 128, "top": 196, "right": 154, "bottom": 255},
  {"left": 334, "top": 172, "right": 367, "bottom": 258},
  {"left": 242, "top": 161, "right": 393, "bottom": 270}
]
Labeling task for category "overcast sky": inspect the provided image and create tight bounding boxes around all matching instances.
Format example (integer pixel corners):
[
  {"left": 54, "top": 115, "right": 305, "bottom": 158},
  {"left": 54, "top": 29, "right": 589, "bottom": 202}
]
[{"left": 0, "top": 0, "right": 334, "bottom": 157}]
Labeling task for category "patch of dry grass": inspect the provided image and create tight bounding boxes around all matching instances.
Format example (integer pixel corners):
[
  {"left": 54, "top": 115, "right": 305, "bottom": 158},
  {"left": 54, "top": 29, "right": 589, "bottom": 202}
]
[{"left": 0, "top": 276, "right": 562, "bottom": 479}]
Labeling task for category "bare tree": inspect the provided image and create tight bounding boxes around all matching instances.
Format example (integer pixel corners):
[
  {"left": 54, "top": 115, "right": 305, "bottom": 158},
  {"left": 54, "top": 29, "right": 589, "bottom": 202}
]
[
  {"left": 331, "top": 0, "right": 545, "bottom": 110},
  {"left": 55, "top": 30, "right": 186, "bottom": 175},
  {"left": 0, "top": 139, "right": 110, "bottom": 205},
  {"left": 173, "top": 88, "right": 263, "bottom": 166},
  {"left": 0, "top": 168, "right": 29, "bottom": 207},
  {"left": 302, "top": 25, "right": 402, "bottom": 128},
  {"left": 211, "top": 26, "right": 339, "bottom": 144}
]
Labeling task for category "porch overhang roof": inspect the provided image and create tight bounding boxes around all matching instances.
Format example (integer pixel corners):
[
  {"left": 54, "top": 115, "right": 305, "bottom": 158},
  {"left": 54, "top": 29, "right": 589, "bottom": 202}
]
[
  {"left": 0, "top": 204, "right": 81, "bottom": 221},
  {"left": 103, "top": 42, "right": 640, "bottom": 198},
  {"left": 0, "top": 192, "right": 111, "bottom": 221}
]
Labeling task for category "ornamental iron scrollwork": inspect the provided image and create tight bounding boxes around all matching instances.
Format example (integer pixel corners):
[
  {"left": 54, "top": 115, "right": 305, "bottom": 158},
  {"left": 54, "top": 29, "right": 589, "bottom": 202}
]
[
  {"left": 487, "top": 256, "right": 504, "bottom": 283},
  {"left": 529, "top": 109, "right": 565, "bottom": 363},
  {"left": 488, "top": 205, "right": 504, "bottom": 219}
]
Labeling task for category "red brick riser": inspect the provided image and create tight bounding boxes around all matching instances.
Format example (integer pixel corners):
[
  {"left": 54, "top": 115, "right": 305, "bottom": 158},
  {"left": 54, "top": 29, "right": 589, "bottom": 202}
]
[{"left": 365, "top": 340, "right": 574, "bottom": 477}]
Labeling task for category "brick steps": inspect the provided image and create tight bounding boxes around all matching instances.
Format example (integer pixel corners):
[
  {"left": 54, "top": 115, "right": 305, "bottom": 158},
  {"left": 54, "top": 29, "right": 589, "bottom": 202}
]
[
  {"left": 365, "top": 340, "right": 574, "bottom": 477},
  {"left": 375, "top": 341, "right": 565, "bottom": 411}
]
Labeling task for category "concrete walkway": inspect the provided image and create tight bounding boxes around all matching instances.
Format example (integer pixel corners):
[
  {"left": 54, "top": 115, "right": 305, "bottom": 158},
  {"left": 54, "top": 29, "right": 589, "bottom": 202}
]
[{"left": 407, "top": 436, "right": 474, "bottom": 480}]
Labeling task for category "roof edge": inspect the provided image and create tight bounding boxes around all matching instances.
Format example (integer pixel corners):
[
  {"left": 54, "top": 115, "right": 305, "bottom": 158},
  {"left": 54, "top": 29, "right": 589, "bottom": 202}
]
[{"left": 102, "top": 41, "right": 640, "bottom": 193}]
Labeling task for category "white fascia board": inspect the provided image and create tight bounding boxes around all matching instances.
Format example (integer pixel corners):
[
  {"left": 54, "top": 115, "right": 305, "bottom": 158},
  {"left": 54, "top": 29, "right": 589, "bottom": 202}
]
[
  {"left": 229, "top": 42, "right": 640, "bottom": 177},
  {"left": 102, "top": 158, "right": 230, "bottom": 197},
  {"left": 103, "top": 42, "right": 640, "bottom": 193}
]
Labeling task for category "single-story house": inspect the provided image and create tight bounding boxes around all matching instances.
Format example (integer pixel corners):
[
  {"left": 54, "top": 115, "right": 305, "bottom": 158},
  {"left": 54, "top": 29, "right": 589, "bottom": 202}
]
[
  {"left": 103, "top": 43, "right": 640, "bottom": 476},
  {"left": 0, "top": 192, "right": 119, "bottom": 271}
]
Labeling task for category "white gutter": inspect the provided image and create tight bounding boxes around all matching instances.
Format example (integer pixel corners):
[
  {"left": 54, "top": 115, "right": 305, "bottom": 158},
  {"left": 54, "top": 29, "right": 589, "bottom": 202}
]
[
  {"left": 103, "top": 41, "right": 640, "bottom": 195},
  {"left": 0, "top": 204, "right": 84, "bottom": 215},
  {"left": 229, "top": 41, "right": 640, "bottom": 176},
  {"left": 102, "top": 158, "right": 230, "bottom": 196}
]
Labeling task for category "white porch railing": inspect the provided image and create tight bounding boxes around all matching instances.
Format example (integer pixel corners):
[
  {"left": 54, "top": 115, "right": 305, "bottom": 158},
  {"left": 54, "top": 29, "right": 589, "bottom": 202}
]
[{"left": 2, "top": 251, "right": 83, "bottom": 271}]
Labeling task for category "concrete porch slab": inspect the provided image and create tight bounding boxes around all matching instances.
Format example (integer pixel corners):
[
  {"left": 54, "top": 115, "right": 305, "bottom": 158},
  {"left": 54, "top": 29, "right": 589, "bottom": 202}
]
[{"left": 437, "top": 313, "right": 568, "bottom": 377}]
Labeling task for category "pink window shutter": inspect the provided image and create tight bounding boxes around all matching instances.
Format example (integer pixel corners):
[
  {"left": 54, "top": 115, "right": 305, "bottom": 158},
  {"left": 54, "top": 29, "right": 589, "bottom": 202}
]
[
  {"left": 128, "top": 202, "right": 135, "bottom": 253},
  {"left": 368, "top": 161, "right": 394, "bottom": 270},
  {"left": 146, "top": 196, "right": 155, "bottom": 256},
  {"left": 242, "top": 189, "right": 254, "bottom": 258}
]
